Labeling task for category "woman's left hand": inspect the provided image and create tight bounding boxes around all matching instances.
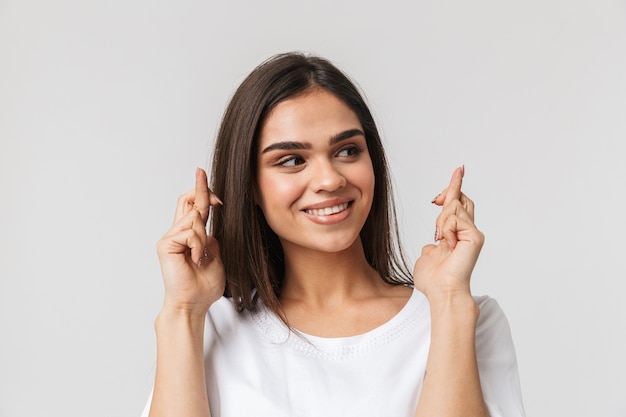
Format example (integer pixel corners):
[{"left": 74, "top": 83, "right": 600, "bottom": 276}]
[{"left": 413, "top": 166, "right": 484, "bottom": 299}]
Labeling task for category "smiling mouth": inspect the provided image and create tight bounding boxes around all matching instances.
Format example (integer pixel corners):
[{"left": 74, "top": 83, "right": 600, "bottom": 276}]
[{"left": 304, "top": 202, "right": 351, "bottom": 216}]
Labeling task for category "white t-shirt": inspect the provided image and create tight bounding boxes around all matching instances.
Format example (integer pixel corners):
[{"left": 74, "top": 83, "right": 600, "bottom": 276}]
[{"left": 141, "top": 289, "right": 525, "bottom": 417}]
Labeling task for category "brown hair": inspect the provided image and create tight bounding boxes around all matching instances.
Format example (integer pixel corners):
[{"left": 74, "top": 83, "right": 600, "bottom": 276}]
[{"left": 209, "top": 52, "right": 412, "bottom": 318}]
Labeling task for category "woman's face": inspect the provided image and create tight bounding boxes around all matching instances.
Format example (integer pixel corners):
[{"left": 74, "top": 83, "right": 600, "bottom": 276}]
[{"left": 256, "top": 88, "right": 375, "bottom": 256}]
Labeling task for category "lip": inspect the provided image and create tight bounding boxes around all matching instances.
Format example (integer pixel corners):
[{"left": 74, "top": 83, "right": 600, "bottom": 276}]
[
  {"left": 302, "top": 197, "right": 354, "bottom": 211},
  {"left": 302, "top": 198, "right": 353, "bottom": 211},
  {"left": 301, "top": 198, "right": 354, "bottom": 225}
]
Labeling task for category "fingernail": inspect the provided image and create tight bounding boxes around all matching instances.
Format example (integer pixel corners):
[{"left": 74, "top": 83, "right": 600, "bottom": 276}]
[
  {"left": 461, "top": 164, "right": 465, "bottom": 177},
  {"left": 197, "top": 257, "right": 203, "bottom": 268},
  {"left": 431, "top": 194, "right": 440, "bottom": 204},
  {"left": 434, "top": 227, "right": 440, "bottom": 242}
]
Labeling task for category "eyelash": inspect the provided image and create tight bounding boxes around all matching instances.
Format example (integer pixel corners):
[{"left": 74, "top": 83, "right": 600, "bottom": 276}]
[
  {"left": 277, "top": 155, "right": 305, "bottom": 167},
  {"left": 337, "top": 144, "right": 364, "bottom": 158},
  {"left": 275, "top": 145, "right": 364, "bottom": 168}
]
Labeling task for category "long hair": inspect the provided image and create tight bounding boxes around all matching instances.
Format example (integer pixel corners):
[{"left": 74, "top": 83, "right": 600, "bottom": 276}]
[{"left": 209, "top": 52, "right": 412, "bottom": 319}]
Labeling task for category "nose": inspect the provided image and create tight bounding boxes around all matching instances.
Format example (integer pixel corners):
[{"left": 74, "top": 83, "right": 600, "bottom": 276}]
[{"left": 310, "top": 159, "right": 346, "bottom": 192}]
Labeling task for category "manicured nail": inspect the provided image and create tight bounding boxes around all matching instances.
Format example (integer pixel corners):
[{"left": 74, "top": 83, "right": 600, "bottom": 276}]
[
  {"left": 215, "top": 196, "right": 224, "bottom": 205},
  {"left": 431, "top": 194, "right": 440, "bottom": 204},
  {"left": 461, "top": 165, "right": 465, "bottom": 177},
  {"left": 434, "top": 227, "right": 440, "bottom": 242}
]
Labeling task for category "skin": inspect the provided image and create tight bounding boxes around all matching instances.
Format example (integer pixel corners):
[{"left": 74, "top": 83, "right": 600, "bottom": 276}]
[
  {"left": 149, "top": 89, "right": 488, "bottom": 417},
  {"left": 255, "top": 89, "right": 411, "bottom": 336},
  {"left": 150, "top": 168, "right": 223, "bottom": 417},
  {"left": 413, "top": 165, "right": 489, "bottom": 417},
  {"left": 256, "top": 89, "right": 374, "bottom": 259}
]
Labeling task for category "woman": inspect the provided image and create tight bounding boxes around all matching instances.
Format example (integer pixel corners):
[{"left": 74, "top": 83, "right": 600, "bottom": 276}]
[{"left": 142, "top": 52, "right": 525, "bottom": 417}]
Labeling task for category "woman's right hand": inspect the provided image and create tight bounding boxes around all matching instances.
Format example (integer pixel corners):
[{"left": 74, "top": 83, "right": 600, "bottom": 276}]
[{"left": 156, "top": 168, "right": 225, "bottom": 315}]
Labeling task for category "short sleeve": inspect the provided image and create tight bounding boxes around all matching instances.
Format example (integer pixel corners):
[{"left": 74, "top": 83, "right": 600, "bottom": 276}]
[
  {"left": 474, "top": 296, "right": 526, "bottom": 417},
  {"left": 139, "top": 389, "right": 152, "bottom": 417}
]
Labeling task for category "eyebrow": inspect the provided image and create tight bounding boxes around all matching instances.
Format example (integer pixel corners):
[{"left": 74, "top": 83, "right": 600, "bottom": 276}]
[{"left": 261, "top": 128, "right": 365, "bottom": 154}]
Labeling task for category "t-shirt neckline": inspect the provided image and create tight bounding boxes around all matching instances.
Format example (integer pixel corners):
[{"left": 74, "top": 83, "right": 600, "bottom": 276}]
[{"left": 249, "top": 287, "right": 429, "bottom": 360}]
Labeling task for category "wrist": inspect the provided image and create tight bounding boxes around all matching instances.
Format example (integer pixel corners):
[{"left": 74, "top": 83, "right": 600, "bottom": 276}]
[
  {"left": 156, "top": 303, "right": 208, "bottom": 327},
  {"left": 426, "top": 290, "right": 479, "bottom": 322},
  {"left": 161, "top": 295, "right": 214, "bottom": 316}
]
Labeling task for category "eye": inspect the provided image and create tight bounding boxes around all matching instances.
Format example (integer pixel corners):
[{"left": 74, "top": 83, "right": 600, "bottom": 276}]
[
  {"left": 336, "top": 145, "right": 364, "bottom": 158},
  {"left": 277, "top": 155, "right": 305, "bottom": 167}
]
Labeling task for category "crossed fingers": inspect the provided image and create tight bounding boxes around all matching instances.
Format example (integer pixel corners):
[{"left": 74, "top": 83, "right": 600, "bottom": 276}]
[
  {"left": 431, "top": 166, "right": 478, "bottom": 249},
  {"left": 167, "top": 168, "right": 223, "bottom": 266},
  {"left": 174, "top": 168, "right": 223, "bottom": 224}
]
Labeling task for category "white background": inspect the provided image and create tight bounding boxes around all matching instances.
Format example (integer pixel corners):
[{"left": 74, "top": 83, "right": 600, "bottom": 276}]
[{"left": 1, "top": 0, "right": 625, "bottom": 416}]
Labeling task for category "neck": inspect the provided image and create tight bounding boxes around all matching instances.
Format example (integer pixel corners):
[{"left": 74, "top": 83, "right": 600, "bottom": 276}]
[{"left": 279, "top": 238, "right": 385, "bottom": 308}]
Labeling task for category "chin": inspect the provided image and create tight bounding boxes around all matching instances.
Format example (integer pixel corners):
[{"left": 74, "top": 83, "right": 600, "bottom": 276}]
[{"left": 286, "top": 234, "right": 362, "bottom": 255}]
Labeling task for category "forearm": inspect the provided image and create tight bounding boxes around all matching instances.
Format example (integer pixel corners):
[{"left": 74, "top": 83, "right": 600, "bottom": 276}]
[
  {"left": 414, "top": 292, "right": 489, "bottom": 417},
  {"left": 148, "top": 308, "right": 211, "bottom": 417}
]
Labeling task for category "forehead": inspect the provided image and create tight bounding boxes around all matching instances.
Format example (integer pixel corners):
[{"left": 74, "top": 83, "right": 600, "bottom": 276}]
[{"left": 258, "top": 89, "right": 362, "bottom": 148}]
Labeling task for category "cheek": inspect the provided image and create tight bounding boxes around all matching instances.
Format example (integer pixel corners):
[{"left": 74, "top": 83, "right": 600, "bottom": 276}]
[
  {"left": 257, "top": 173, "right": 302, "bottom": 213},
  {"left": 352, "top": 159, "right": 375, "bottom": 197}
]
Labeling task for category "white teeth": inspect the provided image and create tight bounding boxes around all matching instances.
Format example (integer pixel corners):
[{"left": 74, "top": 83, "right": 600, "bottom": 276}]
[{"left": 305, "top": 203, "right": 349, "bottom": 216}]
